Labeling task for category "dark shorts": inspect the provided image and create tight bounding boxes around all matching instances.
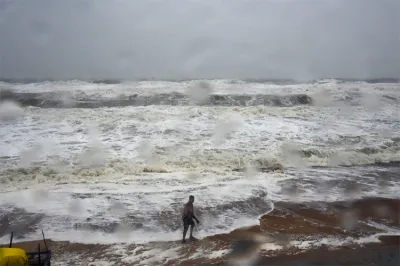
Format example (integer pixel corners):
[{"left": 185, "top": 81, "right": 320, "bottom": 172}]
[{"left": 183, "top": 217, "right": 195, "bottom": 228}]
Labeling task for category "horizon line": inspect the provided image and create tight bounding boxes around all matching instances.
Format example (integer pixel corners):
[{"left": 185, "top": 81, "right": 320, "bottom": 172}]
[{"left": 1, "top": 77, "right": 399, "bottom": 85}]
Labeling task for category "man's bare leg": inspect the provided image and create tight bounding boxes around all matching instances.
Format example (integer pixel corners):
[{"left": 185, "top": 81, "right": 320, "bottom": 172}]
[
  {"left": 182, "top": 226, "right": 188, "bottom": 243},
  {"left": 189, "top": 225, "right": 194, "bottom": 238},
  {"left": 189, "top": 225, "right": 197, "bottom": 240}
]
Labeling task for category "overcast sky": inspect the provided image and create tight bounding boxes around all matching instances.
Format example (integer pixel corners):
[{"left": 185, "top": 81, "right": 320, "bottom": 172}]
[{"left": 0, "top": 0, "right": 399, "bottom": 80}]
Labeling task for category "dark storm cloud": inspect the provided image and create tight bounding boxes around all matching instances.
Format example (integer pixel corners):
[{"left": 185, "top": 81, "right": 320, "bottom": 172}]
[{"left": 0, "top": 0, "right": 399, "bottom": 80}]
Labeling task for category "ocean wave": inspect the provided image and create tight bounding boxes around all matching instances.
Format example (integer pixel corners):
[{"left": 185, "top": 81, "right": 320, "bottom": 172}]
[
  {"left": 0, "top": 90, "right": 312, "bottom": 108},
  {"left": 2, "top": 77, "right": 399, "bottom": 108},
  {"left": 1, "top": 139, "right": 399, "bottom": 186}
]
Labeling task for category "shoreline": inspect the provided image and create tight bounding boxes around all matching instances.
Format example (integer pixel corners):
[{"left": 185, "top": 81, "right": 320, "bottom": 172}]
[{"left": 1, "top": 197, "right": 399, "bottom": 265}]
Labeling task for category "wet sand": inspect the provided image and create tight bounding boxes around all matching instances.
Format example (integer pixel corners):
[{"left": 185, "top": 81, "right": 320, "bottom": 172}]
[{"left": 1, "top": 197, "right": 399, "bottom": 265}]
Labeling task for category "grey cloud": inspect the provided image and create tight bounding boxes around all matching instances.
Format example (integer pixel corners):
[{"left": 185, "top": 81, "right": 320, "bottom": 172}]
[{"left": 0, "top": 0, "right": 399, "bottom": 80}]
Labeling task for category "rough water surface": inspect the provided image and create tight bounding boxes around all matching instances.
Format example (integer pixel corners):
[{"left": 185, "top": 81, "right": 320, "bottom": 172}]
[{"left": 1, "top": 79, "right": 399, "bottom": 264}]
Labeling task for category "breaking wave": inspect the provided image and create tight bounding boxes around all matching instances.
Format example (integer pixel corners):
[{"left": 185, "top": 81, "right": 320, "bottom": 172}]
[
  {"left": 2, "top": 78, "right": 399, "bottom": 108},
  {"left": 1, "top": 138, "right": 399, "bottom": 186},
  {"left": 0, "top": 90, "right": 312, "bottom": 108}
]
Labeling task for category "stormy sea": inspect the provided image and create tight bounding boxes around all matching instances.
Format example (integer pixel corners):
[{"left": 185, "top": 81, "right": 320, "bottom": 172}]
[{"left": 0, "top": 78, "right": 399, "bottom": 265}]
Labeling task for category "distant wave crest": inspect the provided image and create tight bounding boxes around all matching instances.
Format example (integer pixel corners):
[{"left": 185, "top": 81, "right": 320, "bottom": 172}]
[{"left": 0, "top": 90, "right": 312, "bottom": 108}]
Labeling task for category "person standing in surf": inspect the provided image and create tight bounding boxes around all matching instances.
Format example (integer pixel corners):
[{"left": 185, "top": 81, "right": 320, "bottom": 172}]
[{"left": 182, "top": 195, "right": 200, "bottom": 243}]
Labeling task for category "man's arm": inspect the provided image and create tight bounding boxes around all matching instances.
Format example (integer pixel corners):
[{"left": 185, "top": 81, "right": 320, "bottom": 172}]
[
  {"left": 193, "top": 207, "right": 200, "bottom": 223},
  {"left": 182, "top": 204, "right": 188, "bottom": 219}
]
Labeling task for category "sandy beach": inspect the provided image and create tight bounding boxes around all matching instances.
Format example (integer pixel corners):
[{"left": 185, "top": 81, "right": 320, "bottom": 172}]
[{"left": 2, "top": 197, "right": 399, "bottom": 265}]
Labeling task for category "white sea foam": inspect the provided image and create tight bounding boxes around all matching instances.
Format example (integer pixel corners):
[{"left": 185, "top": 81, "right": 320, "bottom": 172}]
[{"left": 0, "top": 79, "right": 399, "bottom": 247}]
